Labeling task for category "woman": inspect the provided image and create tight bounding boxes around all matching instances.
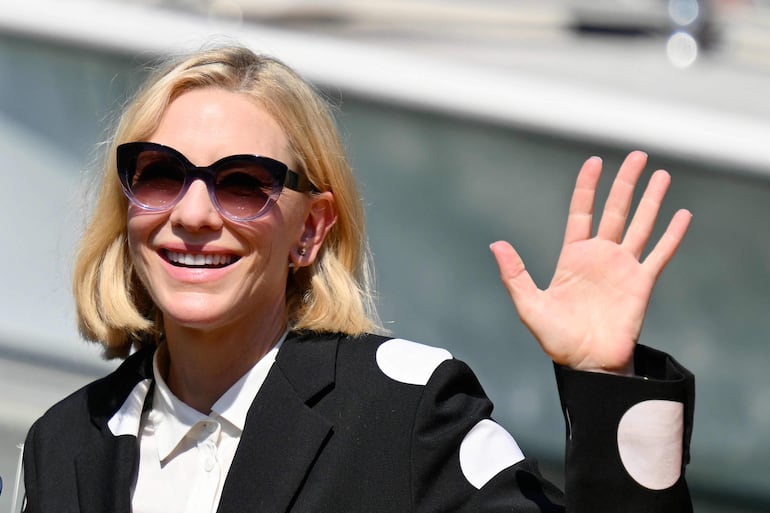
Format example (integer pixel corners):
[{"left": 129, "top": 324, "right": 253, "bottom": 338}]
[{"left": 22, "top": 46, "right": 694, "bottom": 512}]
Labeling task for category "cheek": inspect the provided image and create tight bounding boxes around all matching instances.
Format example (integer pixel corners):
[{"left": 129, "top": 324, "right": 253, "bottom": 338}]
[
  {"left": 234, "top": 223, "right": 282, "bottom": 266},
  {"left": 126, "top": 210, "right": 165, "bottom": 261},
  {"left": 235, "top": 203, "right": 305, "bottom": 257}
]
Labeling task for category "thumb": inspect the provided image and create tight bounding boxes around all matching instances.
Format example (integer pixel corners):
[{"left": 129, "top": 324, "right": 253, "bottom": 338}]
[{"left": 489, "top": 241, "right": 539, "bottom": 313}]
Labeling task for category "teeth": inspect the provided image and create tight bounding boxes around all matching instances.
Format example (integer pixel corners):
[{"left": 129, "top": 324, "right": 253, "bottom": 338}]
[{"left": 165, "top": 250, "right": 234, "bottom": 267}]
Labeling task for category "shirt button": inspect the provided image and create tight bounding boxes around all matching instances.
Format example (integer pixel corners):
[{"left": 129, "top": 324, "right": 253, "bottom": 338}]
[{"left": 202, "top": 440, "right": 217, "bottom": 472}]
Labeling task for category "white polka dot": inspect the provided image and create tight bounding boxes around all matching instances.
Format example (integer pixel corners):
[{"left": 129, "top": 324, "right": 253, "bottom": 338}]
[
  {"left": 617, "top": 399, "right": 684, "bottom": 490},
  {"left": 375, "top": 338, "right": 452, "bottom": 385},
  {"left": 459, "top": 419, "right": 525, "bottom": 489}
]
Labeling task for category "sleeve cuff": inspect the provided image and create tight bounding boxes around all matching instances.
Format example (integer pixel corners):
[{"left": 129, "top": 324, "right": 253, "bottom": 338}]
[{"left": 553, "top": 345, "right": 695, "bottom": 512}]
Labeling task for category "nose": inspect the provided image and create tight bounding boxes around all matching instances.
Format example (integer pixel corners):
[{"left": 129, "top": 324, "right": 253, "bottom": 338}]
[{"left": 168, "top": 179, "right": 224, "bottom": 231}]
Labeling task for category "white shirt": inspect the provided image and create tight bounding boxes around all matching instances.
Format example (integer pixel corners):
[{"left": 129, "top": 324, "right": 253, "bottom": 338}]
[{"left": 131, "top": 336, "right": 284, "bottom": 513}]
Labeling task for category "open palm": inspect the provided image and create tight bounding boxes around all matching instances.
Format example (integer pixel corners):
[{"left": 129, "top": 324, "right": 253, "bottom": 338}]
[{"left": 491, "top": 152, "right": 691, "bottom": 374}]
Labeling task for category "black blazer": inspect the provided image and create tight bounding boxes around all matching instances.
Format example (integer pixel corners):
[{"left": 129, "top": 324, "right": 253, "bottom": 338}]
[{"left": 22, "top": 331, "right": 694, "bottom": 512}]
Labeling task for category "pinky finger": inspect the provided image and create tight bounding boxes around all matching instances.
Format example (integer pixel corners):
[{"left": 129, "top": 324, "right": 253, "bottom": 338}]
[{"left": 642, "top": 209, "right": 693, "bottom": 278}]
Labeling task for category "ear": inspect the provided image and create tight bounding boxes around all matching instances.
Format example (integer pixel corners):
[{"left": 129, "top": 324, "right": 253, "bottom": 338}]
[{"left": 290, "top": 191, "right": 337, "bottom": 268}]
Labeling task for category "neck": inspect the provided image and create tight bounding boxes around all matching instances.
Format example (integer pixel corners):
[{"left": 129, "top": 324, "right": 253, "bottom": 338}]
[{"left": 162, "top": 313, "right": 287, "bottom": 413}]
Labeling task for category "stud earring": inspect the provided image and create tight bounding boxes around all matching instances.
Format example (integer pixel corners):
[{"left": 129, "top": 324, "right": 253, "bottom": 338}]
[{"left": 298, "top": 246, "right": 307, "bottom": 256}]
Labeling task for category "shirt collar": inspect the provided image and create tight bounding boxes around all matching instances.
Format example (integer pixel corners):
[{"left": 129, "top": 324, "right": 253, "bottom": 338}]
[
  {"left": 150, "top": 332, "right": 286, "bottom": 461},
  {"left": 211, "top": 334, "right": 284, "bottom": 430}
]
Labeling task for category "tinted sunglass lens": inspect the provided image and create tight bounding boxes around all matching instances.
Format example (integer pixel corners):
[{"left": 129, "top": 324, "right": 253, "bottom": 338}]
[
  {"left": 130, "top": 152, "right": 186, "bottom": 208},
  {"left": 214, "top": 162, "right": 276, "bottom": 219}
]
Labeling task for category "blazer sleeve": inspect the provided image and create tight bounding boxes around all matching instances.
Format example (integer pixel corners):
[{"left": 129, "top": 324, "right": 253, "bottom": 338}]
[
  {"left": 21, "top": 421, "right": 39, "bottom": 513},
  {"left": 555, "top": 344, "right": 695, "bottom": 513},
  {"left": 408, "top": 344, "right": 694, "bottom": 513}
]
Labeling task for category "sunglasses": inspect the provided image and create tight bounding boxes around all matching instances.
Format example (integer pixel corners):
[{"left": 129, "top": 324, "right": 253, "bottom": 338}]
[{"left": 116, "top": 142, "right": 316, "bottom": 221}]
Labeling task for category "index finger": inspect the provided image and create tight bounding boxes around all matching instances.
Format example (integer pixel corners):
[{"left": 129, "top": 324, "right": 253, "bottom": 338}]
[{"left": 563, "top": 156, "right": 603, "bottom": 246}]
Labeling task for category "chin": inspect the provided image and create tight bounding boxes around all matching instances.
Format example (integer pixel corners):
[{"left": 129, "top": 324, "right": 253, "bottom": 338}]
[
  {"left": 163, "top": 312, "right": 225, "bottom": 332},
  {"left": 157, "top": 295, "right": 233, "bottom": 331}
]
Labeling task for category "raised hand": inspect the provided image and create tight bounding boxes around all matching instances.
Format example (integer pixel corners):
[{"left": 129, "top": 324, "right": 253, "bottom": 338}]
[{"left": 490, "top": 151, "right": 691, "bottom": 375}]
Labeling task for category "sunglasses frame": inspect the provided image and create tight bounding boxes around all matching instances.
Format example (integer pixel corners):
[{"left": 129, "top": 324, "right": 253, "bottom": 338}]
[{"left": 116, "top": 141, "right": 316, "bottom": 222}]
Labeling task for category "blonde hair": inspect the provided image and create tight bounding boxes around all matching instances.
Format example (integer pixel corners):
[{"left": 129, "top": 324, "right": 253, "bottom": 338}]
[{"left": 74, "top": 45, "right": 381, "bottom": 358}]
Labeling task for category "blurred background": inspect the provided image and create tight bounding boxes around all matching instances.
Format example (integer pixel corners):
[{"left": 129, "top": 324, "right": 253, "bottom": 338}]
[{"left": 0, "top": 0, "right": 768, "bottom": 511}]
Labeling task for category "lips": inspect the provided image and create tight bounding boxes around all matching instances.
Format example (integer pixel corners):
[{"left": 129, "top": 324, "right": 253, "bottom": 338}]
[{"left": 162, "top": 249, "right": 239, "bottom": 268}]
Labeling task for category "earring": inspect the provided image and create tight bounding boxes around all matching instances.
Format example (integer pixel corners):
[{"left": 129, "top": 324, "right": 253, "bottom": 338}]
[{"left": 289, "top": 245, "right": 307, "bottom": 269}]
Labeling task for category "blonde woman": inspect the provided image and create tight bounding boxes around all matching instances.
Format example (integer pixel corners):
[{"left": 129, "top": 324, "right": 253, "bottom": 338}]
[{"left": 23, "top": 46, "right": 694, "bottom": 513}]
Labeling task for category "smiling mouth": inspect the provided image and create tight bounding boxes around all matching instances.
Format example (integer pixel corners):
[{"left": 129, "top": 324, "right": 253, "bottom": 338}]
[{"left": 163, "top": 250, "right": 239, "bottom": 268}]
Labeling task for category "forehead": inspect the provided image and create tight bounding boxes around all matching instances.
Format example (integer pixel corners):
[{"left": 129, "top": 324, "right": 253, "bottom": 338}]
[{"left": 149, "top": 87, "right": 292, "bottom": 167}]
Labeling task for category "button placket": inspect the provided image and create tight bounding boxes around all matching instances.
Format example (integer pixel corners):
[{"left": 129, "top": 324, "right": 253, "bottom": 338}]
[{"left": 196, "top": 420, "right": 221, "bottom": 473}]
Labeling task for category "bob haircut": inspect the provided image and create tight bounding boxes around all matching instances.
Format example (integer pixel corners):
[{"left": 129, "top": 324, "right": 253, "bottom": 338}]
[{"left": 74, "top": 45, "right": 381, "bottom": 358}]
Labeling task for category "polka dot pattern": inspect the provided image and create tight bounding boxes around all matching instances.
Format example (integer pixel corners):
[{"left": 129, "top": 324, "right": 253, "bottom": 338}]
[
  {"left": 459, "top": 419, "right": 525, "bottom": 489},
  {"left": 375, "top": 338, "right": 452, "bottom": 385},
  {"left": 617, "top": 399, "right": 684, "bottom": 490}
]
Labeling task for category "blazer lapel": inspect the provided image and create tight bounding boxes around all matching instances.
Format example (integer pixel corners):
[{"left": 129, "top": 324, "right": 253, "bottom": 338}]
[
  {"left": 75, "top": 346, "right": 156, "bottom": 513},
  {"left": 216, "top": 332, "right": 338, "bottom": 513}
]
